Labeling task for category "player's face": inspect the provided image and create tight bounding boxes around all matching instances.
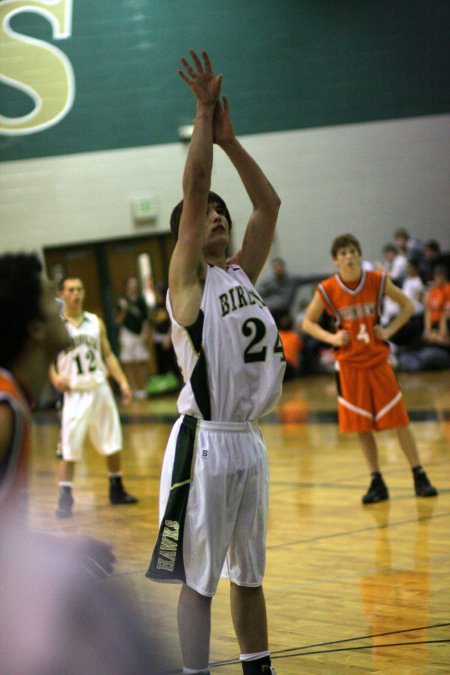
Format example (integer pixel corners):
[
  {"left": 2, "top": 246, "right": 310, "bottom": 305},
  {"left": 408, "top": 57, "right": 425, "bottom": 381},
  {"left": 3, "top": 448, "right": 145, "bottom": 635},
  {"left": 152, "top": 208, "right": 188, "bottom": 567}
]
[
  {"left": 334, "top": 245, "right": 362, "bottom": 274},
  {"left": 204, "top": 202, "right": 230, "bottom": 244},
  {"left": 39, "top": 278, "right": 71, "bottom": 356},
  {"left": 60, "top": 279, "right": 85, "bottom": 312}
]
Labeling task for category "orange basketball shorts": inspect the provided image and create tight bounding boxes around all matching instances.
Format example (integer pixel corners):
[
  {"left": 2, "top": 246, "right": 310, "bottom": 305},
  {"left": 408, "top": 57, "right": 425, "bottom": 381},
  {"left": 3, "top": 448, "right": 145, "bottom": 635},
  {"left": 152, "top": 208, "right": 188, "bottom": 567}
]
[{"left": 335, "top": 359, "right": 409, "bottom": 432}]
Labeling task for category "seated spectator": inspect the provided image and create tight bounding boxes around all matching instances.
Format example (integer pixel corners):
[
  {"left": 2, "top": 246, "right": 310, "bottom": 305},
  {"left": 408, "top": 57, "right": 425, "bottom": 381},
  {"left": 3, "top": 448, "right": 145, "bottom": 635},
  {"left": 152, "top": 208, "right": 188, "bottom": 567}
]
[
  {"left": 423, "top": 265, "right": 450, "bottom": 345},
  {"left": 394, "top": 228, "right": 424, "bottom": 262},
  {"left": 422, "top": 239, "right": 450, "bottom": 283},
  {"left": 397, "top": 265, "right": 450, "bottom": 372},
  {"left": 278, "top": 313, "right": 303, "bottom": 380},
  {"left": 257, "top": 257, "right": 325, "bottom": 325},
  {"left": 403, "top": 259, "right": 425, "bottom": 311},
  {"left": 376, "top": 242, "right": 407, "bottom": 286},
  {"left": 384, "top": 259, "right": 424, "bottom": 349}
]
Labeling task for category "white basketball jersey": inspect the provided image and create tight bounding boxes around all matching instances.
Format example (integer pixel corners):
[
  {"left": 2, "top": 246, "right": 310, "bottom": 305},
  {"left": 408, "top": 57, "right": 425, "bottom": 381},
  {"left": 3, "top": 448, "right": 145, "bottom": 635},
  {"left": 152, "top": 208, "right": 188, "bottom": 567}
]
[
  {"left": 169, "top": 265, "right": 286, "bottom": 422},
  {"left": 56, "top": 312, "right": 107, "bottom": 390}
]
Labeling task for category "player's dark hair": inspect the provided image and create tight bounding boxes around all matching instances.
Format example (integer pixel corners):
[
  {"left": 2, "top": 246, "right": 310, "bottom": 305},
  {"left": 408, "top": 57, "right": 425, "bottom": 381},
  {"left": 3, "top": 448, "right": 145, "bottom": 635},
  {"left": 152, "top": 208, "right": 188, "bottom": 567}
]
[
  {"left": 424, "top": 239, "right": 441, "bottom": 254},
  {"left": 169, "top": 191, "right": 232, "bottom": 241},
  {"left": 394, "top": 227, "right": 410, "bottom": 240},
  {"left": 331, "top": 234, "right": 362, "bottom": 258},
  {"left": 58, "top": 276, "right": 83, "bottom": 291},
  {"left": 0, "top": 253, "right": 43, "bottom": 368},
  {"left": 383, "top": 243, "right": 397, "bottom": 254}
]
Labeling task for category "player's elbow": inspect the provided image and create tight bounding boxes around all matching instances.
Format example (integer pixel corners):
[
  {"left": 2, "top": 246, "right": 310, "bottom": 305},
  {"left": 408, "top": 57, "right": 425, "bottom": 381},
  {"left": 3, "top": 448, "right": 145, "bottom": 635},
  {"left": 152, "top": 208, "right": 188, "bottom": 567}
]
[
  {"left": 404, "top": 297, "right": 415, "bottom": 318},
  {"left": 301, "top": 317, "right": 313, "bottom": 335},
  {"left": 263, "top": 192, "right": 281, "bottom": 216},
  {"left": 182, "top": 164, "right": 210, "bottom": 197}
]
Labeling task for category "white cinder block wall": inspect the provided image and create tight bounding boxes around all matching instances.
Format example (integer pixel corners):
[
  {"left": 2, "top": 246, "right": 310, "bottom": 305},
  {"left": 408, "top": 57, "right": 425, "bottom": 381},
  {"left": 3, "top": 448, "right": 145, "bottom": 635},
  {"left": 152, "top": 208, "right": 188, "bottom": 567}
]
[{"left": 1, "top": 114, "right": 449, "bottom": 276}]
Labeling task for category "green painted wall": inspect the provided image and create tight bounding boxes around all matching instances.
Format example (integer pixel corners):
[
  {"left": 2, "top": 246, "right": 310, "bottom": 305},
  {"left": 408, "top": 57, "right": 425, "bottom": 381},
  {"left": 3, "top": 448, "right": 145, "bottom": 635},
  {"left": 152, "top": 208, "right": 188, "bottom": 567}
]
[{"left": 1, "top": 0, "right": 449, "bottom": 161}]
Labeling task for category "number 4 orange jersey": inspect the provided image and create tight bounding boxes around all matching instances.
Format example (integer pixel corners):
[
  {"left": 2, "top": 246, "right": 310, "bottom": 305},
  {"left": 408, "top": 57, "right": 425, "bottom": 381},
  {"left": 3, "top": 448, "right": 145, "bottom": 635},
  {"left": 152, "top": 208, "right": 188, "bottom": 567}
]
[{"left": 318, "top": 269, "right": 390, "bottom": 368}]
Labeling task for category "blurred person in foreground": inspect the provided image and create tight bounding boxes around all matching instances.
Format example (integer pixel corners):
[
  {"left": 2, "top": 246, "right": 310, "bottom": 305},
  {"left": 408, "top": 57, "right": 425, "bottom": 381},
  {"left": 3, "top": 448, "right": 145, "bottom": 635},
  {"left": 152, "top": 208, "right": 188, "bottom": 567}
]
[{"left": 0, "top": 252, "right": 174, "bottom": 674}]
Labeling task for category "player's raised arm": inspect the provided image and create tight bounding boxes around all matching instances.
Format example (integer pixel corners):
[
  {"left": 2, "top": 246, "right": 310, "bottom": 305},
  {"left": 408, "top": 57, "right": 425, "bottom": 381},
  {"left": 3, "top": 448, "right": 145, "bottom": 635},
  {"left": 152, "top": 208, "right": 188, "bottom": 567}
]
[
  {"left": 213, "top": 96, "right": 281, "bottom": 284},
  {"left": 169, "top": 50, "right": 222, "bottom": 326}
]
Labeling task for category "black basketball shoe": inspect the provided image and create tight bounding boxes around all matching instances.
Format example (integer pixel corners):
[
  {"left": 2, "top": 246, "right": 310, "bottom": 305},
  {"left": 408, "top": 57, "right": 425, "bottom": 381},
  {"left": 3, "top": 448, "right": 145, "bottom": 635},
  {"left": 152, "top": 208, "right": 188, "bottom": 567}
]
[
  {"left": 414, "top": 469, "right": 438, "bottom": 497},
  {"left": 109, "top": 476, "right": 138, "bottom": 505},
  {"left": 362, "top": 474, "right": 389, "bottom": 504}
]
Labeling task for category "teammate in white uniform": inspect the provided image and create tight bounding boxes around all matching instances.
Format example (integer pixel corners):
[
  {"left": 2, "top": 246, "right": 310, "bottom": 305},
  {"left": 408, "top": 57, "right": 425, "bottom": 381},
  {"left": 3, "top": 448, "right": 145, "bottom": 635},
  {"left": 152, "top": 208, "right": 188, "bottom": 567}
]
[
  {"left": 146, "top": 51, "right": 283, "bottom": 675},
  {"left": 50, "top": 277, "right": 138, "bottom": 518}
]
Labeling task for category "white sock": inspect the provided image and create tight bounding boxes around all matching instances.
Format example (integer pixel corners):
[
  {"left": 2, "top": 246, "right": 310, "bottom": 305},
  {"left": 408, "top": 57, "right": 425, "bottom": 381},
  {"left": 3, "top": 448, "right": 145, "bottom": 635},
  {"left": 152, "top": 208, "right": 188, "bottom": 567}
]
[
  {"left": 240, "top": 650, "right": 270, "bottom": 661},
  {"left": 182, "top": 668, "right": 209, "bottom": 674}
]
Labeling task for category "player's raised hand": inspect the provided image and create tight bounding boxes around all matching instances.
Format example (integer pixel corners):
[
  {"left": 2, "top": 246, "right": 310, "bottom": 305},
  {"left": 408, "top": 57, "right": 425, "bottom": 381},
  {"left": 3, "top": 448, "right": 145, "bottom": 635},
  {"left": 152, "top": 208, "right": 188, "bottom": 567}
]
[
  {"left": 213, "top": 96, "right": 235, "bottom": 146},
  {"left": 178, "top": 49, "right": 222, "bottom": 105}
]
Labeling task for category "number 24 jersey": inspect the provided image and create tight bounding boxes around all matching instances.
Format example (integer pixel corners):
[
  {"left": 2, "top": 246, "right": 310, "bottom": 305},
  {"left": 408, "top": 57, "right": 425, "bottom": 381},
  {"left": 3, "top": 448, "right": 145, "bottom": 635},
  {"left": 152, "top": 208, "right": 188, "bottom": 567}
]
[{"left": 169, "top": 265, "right": 286, "bottom": 422}]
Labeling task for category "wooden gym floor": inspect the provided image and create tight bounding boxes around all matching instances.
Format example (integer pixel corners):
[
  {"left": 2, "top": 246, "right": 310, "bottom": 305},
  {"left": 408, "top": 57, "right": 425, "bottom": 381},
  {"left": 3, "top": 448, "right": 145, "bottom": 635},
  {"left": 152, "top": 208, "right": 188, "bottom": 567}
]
[{"left": 30, "top": 371, "right": 450, "bottom": 673}]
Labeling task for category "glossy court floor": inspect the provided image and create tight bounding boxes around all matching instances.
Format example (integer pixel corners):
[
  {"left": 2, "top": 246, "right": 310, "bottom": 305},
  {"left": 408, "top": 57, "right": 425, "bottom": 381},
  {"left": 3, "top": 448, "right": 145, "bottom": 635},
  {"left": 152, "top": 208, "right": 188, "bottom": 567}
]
[{"left": 30, "top": 371, "right": 450, "bottom": 673}]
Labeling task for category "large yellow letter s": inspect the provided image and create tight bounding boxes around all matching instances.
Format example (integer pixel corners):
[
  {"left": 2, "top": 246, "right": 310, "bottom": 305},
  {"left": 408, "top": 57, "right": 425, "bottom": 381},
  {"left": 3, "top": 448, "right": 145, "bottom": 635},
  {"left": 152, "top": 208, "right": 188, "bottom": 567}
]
[{"left": 0, "top": 0, "right": 74, "bottom": 135}]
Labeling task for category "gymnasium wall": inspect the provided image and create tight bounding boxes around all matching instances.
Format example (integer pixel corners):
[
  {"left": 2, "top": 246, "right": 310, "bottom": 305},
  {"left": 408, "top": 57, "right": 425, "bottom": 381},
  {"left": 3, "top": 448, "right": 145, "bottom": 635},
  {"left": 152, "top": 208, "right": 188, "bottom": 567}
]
[{"left": 1, "top": 1, "right": 449, "bottom": 274}]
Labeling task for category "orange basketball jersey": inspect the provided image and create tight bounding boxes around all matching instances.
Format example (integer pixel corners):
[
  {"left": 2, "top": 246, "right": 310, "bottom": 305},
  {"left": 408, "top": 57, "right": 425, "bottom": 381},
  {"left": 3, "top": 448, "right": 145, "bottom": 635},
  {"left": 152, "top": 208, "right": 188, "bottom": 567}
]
[
  {"left": 318, "top": 270, "right": 389, "bottom": 368},
  {"left": 0, "top": 368, "right": 31, "bottom": 521},
  {"left": 426, "top": 282, "right": 450, "bottom": 325}
]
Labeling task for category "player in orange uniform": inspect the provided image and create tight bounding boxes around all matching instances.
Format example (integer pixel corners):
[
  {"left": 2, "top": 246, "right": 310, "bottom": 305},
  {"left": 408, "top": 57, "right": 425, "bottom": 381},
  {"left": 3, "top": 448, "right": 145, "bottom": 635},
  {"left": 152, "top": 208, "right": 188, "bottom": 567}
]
[{"left": 302, "top": 234, "right": 438, "bottom": 503}]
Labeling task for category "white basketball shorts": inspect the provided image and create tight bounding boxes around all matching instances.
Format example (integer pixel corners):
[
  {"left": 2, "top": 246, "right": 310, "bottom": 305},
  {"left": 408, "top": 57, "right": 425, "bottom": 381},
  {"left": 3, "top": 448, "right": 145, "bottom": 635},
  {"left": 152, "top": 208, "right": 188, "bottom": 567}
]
[
  {"left": 61, "top": 382, "right": 122, "bottom": 461},
  {"left": 146, "top": 415, "right": 269, "bottom": 597}
]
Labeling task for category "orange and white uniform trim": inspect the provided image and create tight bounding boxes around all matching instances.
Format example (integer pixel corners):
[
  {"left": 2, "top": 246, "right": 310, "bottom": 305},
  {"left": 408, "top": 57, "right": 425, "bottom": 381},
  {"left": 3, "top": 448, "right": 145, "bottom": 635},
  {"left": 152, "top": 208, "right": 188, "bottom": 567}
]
[
  {"left": 0, "top": 369, "right": 30, "bottom": 521},
  {"left": 318, "top": 270, "right": 409, "bottom": 432},
  {"left": 318, "top": 269, "right": 389, "bottom": 368}
]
